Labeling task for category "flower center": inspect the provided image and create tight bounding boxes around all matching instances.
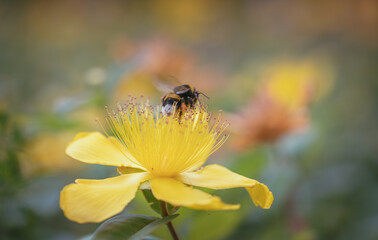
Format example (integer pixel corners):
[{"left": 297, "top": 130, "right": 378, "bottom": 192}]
[{"left": 103, "top": 97, "right": 228, "bottom": 177}]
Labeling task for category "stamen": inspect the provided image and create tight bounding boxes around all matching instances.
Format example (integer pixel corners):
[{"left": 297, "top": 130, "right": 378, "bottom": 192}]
[{"left": 97, "top": 97, "right": 229, "bottom": 177}]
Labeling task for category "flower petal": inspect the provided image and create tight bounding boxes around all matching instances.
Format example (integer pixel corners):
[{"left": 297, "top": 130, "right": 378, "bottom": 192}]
[
  {"left": 150, "top": 177, "right": 239, "bottom": 210},
  {"left": 66, "top": 132, "right": 143, "bottom": 168},
  {"left": 246, "top": 182, "right": 274, "bottom": 209},
  {"left": 60, "top": 172, "right": 151, "bottom": 223},
  {"left": 177, "top": 164, "right": 273, "bottom": 209}
]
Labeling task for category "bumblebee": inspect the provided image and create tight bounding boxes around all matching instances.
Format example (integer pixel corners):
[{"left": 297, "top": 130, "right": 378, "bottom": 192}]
[{"left": 161, "top": 84, "right": 208, "bottom": 116}]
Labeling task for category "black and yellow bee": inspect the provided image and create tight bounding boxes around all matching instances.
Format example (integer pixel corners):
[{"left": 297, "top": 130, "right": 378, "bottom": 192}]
[{"left": 161, "top": 84, "right": 208, "bottom": 116}]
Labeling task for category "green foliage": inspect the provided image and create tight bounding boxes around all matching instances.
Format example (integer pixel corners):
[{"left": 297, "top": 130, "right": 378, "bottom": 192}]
[
  {"left": 141, "top": 190, "right": 162, "bottom": 215},
  {"left": 232, "top": 146, "right": 267, "bottom": 177},
  {"left": 92, "top": 214, "right": 178, "bottom": 240},
  {"left": 187, "top": 210, "right": 244, "bottom": 240},
  {"left": 129, "top": 214, "right": 178, "bottom": 240},
  {"left": 0, "top": 110, "right": 25, "bottom": 196}
]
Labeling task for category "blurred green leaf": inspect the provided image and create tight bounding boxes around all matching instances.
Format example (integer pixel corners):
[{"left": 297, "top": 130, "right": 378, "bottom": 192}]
[
  {"left": 168, "top": 206, "right": 180, "bottom": 215},
  {"left": 187, "top": 210, "right": 244, "bottom": 240},
  {"left": 0, "top": 111, "right": 8, "bottom": 129},
  {"left": 36, "top": 113, "right": 80, "bottom": 131},
  {"left": 0, "top": 110, "right": 25, "bottom": 196},
  {"left": 129, "top": 214, "right": 178, "bottom": 240},
  {"left": 78, "top": 234, "right": 93, "bottom": 240},
  {"left": 232, "top": 146, "right": 267, "bottom": 177},
  {"left": 140, "top": 236, "right": 163, "bottom": 240},
  {"left": 93, "top": 214, "right": 157, "bottom": 240},
  {"left": 92, "top": 214, "right": 178, "bottom": 240}
]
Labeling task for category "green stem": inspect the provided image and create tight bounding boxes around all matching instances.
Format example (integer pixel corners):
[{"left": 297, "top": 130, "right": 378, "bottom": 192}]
[{"left": 159, "top": 201, "right": 179, "bottom": 240}]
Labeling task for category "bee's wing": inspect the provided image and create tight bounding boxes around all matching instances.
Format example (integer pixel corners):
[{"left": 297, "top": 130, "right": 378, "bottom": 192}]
[
  {"left": 174, "top": 85, "right": 191, "bottom": 94},
  {"left": 153, "top": 76, "right": 176, "bottom": 93},
  {"left": 164, "top": 75, "right": 182, "bottom": 85}
]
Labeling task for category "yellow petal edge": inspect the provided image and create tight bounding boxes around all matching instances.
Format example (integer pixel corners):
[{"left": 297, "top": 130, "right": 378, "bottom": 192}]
[
  {"left": 177, "top": 164, "right": 273, "bottom": 209},
  {"left": 246, "top": 182, "right": 274, "bottom": 209}
]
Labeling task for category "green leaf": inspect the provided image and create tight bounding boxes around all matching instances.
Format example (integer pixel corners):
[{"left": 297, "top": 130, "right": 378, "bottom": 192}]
[
  {"left": 92, "top": 214, "right": 157, "bottom": 240},
  {"left": 140, "top": 236, "right": 162, "bottom": 240},
  {"left": 129, "top": 214, "right": 179, "bottom": 240},
  {"left": 187, "top": 210, "right": 244, "bottom": 240},
  {"left": 168, "top": 206, "right": 180, "bottom": 215},
  {"left": 142, "top": 190, "right": 162, "bottom": 214},
  {"left": 78, "top": 234, "right": 93, "bottom": 240},
  {"left": 92, "top": 214, "right": 179, "bottom": 240}
]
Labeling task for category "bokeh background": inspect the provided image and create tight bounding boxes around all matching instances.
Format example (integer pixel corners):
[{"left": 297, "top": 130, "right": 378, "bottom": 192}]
[{"left": 1, "top": 1, "right": 377, "bottom": 239}]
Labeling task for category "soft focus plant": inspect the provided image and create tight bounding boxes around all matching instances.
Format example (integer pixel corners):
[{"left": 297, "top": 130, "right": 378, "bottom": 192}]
[
  {"left": 228, "top": 59, "right": 334, "bottom": 150},
  {"left": 19, "top": 132, "right": 81, "bottom": 177}
]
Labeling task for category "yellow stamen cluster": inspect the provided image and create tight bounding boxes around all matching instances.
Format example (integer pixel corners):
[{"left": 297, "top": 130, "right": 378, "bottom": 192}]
[{"left": 102, "top": 97, "right": 229, "bottom": 177}]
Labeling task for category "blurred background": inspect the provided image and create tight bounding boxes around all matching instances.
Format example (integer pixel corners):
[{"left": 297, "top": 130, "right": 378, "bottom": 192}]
[{"left": 0, "top": 0, "right": 377, "bottom": 239}]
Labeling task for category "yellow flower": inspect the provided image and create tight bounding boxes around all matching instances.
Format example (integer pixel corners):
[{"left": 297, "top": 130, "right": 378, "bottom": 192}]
[
  {"left": 60, "top": 99, "right": 273, "bottom": 223},
  {"left": 19, "top": 132, "right": 82, "bottom": 176},
  {"left": 264, "top": 60, "right": 334, "bottom": 110}
]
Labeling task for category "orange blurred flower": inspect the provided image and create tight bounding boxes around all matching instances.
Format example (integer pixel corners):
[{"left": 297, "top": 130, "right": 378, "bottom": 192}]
[
  {"left": 228, "top": 59, "right": 333, "bottom": 150},
  {"left": 229, "top": 93, "right": 309, "bottom": 150}
]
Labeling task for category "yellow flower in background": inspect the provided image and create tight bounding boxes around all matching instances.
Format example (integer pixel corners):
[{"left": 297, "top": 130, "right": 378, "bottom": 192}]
[
  {"left": 19, "top": 132, "right": 82, "bottom": 177},
  {"left": 113, "top": 72, "right": 160, "bottom": 102},
  {"left": 60, "top": 98, "right": 273, "bottom": 223},
  {"left": 264, "top": 60, "right": 334, "bottom": 110}
]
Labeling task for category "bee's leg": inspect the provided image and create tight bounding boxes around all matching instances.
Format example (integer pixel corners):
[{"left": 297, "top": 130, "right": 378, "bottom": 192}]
[
  {"left": 175, "top": 102, "right": 187, "bottom": 119},
  {"left": 181, "top": 102, "right": 188, "bottom": 112}
]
